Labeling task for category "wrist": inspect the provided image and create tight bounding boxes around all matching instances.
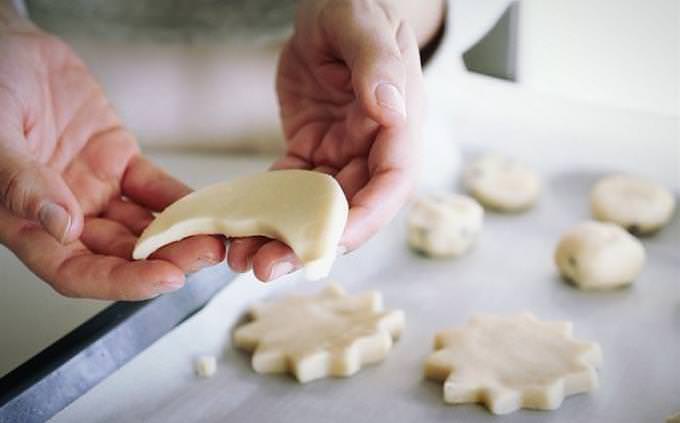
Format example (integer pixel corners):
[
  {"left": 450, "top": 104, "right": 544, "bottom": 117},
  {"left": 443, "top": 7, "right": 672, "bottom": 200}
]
[{"left": 380, "top": 0, "right": 446, "bottom": 48}]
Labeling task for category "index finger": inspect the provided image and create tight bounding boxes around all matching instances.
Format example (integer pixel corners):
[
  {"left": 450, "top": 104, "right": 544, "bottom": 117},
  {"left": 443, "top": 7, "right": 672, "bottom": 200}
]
[
  {"left": 121, "top": 155, "right": 191, "bottom": 212},
  {"left": 120, "top": 155, "right": 226, "bottom": 268},
  {"left": 0, "top": 208, "right": 185, "bottom": 300},
  {"left": 341, "top": 23, "right": 423, "bottom": 251},
  {"left": 340, "top": 143, "right": 413, "bottom": 251}
]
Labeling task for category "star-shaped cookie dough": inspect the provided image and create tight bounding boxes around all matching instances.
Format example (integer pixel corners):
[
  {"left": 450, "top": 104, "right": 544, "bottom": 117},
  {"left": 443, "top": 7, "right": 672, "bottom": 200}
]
[
  {"left": 425, "top": 313, "right": 602, "bottom": 415},
  {"left": 233, "top": 283, "right": 404, "bottom": 383}
]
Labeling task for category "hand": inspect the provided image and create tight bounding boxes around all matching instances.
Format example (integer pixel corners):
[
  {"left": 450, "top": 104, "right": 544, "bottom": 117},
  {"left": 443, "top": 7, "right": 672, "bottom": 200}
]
[
  {"left": 227, "top": 0, "right": 425, "bottom": 281},
  {"left": 0, "top": 25, "right": 225, "bottom": 300}
]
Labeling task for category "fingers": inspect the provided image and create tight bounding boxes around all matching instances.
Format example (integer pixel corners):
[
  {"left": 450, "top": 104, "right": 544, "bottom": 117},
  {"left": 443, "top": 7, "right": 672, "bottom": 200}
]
[
  {"left": 81, "top": 215, "right": 225, "bottom": 274},
  {"left": 0, "top": 208, "right": 185, "bottom": 300},
  {"left": 121, "top": 155, "right": 192, "bottom": 212},
  {"left": 101, "top": 197, "right": 154, "bottom": 235},
  {"left": 334, "top": 157, "right": 370, "bottom": 200},
  {"left": 119, "top": 156, "right": 227, "bottom": 271},
  {"left": 227, "top": 237, "right": 270, "bottom": 273},
  {"left": 270, "top": 154, "right": 311, "bottom": 171},
  {"left": 149, "top": 235, "right": 226, "bottom": 274},
  {"left": 227, "top": 237, "right": 304, "bottom": 282},
  {"left": 342, "top": 126, "right": 415, "bottom": 252},
  {"left": 0, "top": 148, "right": 83, "bottom": 244},
  {"left": 56, "top": 255, "right": 186, "bottom": 301},
  {"left": 80, "top": 217, "right": 137, "bottom": 259},
  {"left": 251, "top": 240, "right": 300, "bottom": 282},
  {"left": 226, "top": 236, "right": 301, "bottom": 281},
  {"left": 396, "top": 22, "right": 426, "bottom": 124},
  {"left": 342, "top": 168, "right": 412, "bottom": 252},
  {"left": 319, "top": 1, "right": 407, "bottom": 126},
  {"left": 340, "top": 23, "right": 424, "bottom": 251}
]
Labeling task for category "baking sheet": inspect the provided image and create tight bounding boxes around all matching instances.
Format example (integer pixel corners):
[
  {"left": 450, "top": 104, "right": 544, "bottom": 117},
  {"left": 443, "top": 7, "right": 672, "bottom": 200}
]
[{"left": 50, "top": 169, "right": 680, "bottom": 423}]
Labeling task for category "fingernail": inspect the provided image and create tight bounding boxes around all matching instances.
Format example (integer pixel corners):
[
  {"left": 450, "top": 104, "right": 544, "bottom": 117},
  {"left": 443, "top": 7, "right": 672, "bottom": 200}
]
[
  {"left": 375, "top": 82, "right": 406, "bottom": 117},
  {"left": 158, "top": 278, "right": 184, "bottom": 293},
  {"left": 268, "top": 261, "right": 294, "bottom": 281},
  {"left": 231, "top": 257, "right": 252, "bottom": 273},
  {"left": 243, "top": 257, "right": 253, "bottom": 272},
  {"left": 38, "top": 202, "right": 71, "bottom": 244},
  {"left": 188, "top": 257, "right": 219, "bottom": 274}
]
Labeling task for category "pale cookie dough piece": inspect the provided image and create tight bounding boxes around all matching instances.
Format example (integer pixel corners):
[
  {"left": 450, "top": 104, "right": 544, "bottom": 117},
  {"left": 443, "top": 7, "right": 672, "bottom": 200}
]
[
  {"left": 233, "top": 283, "right": 404, "bottom": 383},
  {"left": 133, "top": 170, "right": 348, "bottom": 280},
  {"left": 555, "top": 221, "right": 645, "bottom": 290},
  {"left": 463, "top": 154, "right": 541, "bottom": 212},
  {"left": 668, "top": 412, "right": 680, "bottom": 423},
  {"left": 194, "top": 355, "right": 217, "bottom": 378},
  {"left": 591, "top": 174, "right": 676, "bottom": 235},
  {"left": 425, "top": 313, "right": 602, "bottom": 415},
  {"left": 407, "top": 193, "right": 484, "bottom": 257}
]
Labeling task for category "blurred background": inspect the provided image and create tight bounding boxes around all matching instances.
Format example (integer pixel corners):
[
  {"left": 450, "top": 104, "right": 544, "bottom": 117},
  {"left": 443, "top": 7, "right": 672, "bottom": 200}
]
[{"left": 1, "top": 0, "right": 678, "bottom": 379}]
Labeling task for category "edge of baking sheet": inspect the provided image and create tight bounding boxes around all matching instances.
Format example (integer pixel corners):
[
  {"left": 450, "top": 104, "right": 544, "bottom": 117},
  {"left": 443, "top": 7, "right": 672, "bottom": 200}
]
[{"left": 0, "top": 264, "right": 235, "bottom": 423}]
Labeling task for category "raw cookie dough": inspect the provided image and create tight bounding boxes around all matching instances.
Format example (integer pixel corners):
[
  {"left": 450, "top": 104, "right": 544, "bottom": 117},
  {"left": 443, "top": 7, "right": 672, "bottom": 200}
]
[
  {"left": 591, "top": 174, "right": 676, "bottom": 235},
  {"left": 407, "top": 193, "right": 483, "bottom": 257},
  {"left": 425, "top": 313, "right": 602, "bottom": 415},
  {"left": 555, "top": 221, "right": 645, "bottom": 290},
  {"left": 667, "top": 412, "right": 680, "bottom": 423},
  {"left": 194, "top": 355, "right": 217, "bottom": 378},
  {"left": 463, "top": 154, "right": 541, "bottom": 212},
  {"left": 233, "top": 283, "right": 404, "bottom": 383},
  {"left": 133, "top": 170, "right": 348, "bottom": 280}
]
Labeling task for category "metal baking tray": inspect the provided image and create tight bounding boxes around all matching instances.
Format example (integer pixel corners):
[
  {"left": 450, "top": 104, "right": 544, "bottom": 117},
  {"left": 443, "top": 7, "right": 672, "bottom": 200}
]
[
  {"left": 45, "top": 169, "right": 680, "bottom": 423},
  {"left": 0, "top": 265, "right": 236, "bottom": 423}
]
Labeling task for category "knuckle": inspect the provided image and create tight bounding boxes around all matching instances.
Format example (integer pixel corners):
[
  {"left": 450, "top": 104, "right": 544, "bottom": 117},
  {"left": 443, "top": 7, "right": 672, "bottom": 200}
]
[
  {"left": 320, "top": 0, "right": 382, "bottom": 28},
  {"left": 0, "top": 164, "right": 43, "bottom": 217},
  {"left": 51, "top": 281, "right": 81, "bottom": 298}
]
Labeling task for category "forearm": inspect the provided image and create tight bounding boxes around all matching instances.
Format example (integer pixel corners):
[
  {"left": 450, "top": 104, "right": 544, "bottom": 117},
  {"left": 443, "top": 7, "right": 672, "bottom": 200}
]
[{"left": 383, "top": 0, "right": 446, "bottom": 48}]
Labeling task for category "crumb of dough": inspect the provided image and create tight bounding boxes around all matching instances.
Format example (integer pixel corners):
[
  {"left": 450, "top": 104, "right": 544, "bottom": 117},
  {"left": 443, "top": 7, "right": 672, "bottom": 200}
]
[{"left": 194, "top": 355, "right": 217, "bottom": 378}]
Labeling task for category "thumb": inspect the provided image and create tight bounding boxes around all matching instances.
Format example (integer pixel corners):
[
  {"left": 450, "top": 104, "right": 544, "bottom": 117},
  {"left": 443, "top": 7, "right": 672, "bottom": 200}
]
[
  {"left": 0, "top": 150, "right": 83, "bottom": 243},
  {"left": 323, "top": 3, "right": 408, "bottom": 126}
]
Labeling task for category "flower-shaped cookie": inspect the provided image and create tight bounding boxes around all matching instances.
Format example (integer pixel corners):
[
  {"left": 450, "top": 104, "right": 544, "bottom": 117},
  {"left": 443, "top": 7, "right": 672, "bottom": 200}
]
[
  {"left": 234, "top": 283, "right": 404, "bottom": 382},
  {"left": 425, "top": 313, "right": 602, "bottom": 415}
]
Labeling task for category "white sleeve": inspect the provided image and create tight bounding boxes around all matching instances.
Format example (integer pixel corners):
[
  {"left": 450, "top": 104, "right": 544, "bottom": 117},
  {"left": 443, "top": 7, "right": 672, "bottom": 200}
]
[{"left": 416, "top": 0, "right": 515, "bottom": 192}]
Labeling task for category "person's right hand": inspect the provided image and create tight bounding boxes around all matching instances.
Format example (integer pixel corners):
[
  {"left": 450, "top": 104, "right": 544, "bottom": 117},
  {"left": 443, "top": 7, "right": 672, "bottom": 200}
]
[{"left": 0, "top": 21, "right": 225, "bottom": 300}]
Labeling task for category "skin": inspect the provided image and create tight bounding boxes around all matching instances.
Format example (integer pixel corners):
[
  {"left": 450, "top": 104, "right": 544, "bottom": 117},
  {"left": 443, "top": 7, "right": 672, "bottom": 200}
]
[
  {"left": 228, "top": 0, "right": 426, "bottom": 281},
  {"left": 0, "top": 18, "right": 226, "bottom": 300},
  {"left": 0, "top": 0, "right": 438, "bottom": 299}
]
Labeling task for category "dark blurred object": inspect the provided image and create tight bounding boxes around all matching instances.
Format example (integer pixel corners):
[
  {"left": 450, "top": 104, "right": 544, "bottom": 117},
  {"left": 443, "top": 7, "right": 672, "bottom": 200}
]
[
  {"left": 463, "top": 1, "right": 518, "bottom": 81},
  {"left": 420, "top": 1, "right": 447, "bottom": 66},
  {"left": 25, "top": 0, "right": 296, "bottom": 43},
  {"left": 0, "top": 265, "right": 235, "bottom": 423}
]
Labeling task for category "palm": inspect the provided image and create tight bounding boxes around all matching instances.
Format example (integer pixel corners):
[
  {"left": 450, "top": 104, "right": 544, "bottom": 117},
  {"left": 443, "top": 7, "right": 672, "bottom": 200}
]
[
  {"left": 276, "top": 42, "right": 378, "bottom": 207},
  {"left": 275, "top": 40, "right": 413, "bottom": 250},
  {"left": 18, "top": 34, "right": 135, "bottom": 216},
  {"left": 0, "top": 32, "right": 223, "bottom": 299}
]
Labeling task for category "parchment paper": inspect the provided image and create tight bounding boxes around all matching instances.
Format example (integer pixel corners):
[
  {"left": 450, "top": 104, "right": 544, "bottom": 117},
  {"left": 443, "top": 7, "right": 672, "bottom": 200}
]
[{"left": 50, "top": 169, "right": 680, "bottom": 423}]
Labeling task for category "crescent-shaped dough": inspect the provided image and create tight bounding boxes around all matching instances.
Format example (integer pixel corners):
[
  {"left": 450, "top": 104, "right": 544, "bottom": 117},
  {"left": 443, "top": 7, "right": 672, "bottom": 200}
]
[{"left": 132, "top": 170, "right": 349, "bottom": 280}]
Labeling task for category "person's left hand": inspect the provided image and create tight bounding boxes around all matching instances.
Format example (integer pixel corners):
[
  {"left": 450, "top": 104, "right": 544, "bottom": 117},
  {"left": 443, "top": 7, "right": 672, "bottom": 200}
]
[{"left": 227, "top": 0, "right": 425, "bottom": 281}]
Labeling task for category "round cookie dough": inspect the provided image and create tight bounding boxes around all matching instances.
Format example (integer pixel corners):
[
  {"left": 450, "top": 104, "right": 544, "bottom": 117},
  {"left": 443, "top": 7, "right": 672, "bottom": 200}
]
[
  {"left": 591, "top": 174, "right": 676, "bottom": 235},
  {"left": 407, "top": 193, "right": 483, "bottom": 257},
  {"left": 463, "top": 154, "right": 541, "bottom": 212},
  {"left": 554, "top": 221, "right": 645, "bottom": 290}
]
